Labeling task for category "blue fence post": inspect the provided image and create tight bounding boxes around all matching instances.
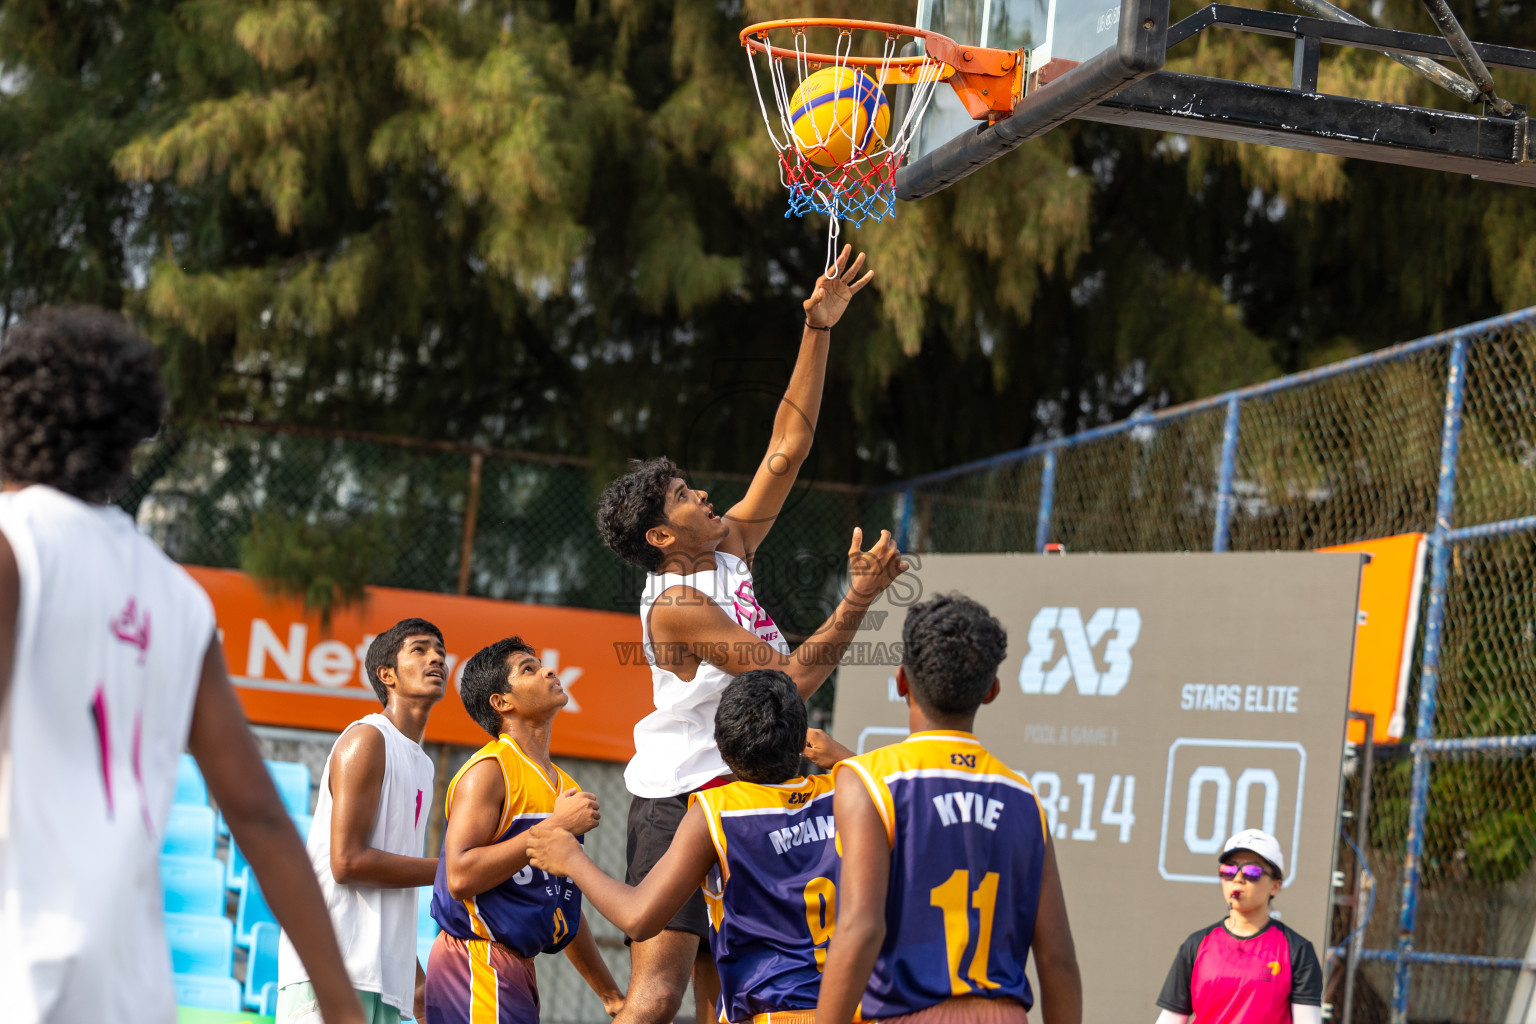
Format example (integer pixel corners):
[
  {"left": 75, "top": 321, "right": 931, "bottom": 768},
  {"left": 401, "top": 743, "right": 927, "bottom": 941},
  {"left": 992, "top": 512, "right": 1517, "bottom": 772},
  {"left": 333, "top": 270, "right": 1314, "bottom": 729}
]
[
  {"left": 895, "top": 488, "right": 915, "bottom": 552},
  {"left": 1392, "top": 335, "right": 1469, "bottom": 1023},
  {"left": 1212, "top": 396, "right": 1242, "bottom": 552},
  {"left": 1035, "top": 449, "right": 1058, "bottom": 553}
]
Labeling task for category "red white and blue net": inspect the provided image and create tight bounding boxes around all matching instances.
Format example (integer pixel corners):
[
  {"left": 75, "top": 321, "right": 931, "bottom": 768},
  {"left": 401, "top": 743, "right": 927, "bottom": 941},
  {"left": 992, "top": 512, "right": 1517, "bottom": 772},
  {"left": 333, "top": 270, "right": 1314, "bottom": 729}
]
[{"left": 743, "top": 24, "right": 947, "bottom": 275}]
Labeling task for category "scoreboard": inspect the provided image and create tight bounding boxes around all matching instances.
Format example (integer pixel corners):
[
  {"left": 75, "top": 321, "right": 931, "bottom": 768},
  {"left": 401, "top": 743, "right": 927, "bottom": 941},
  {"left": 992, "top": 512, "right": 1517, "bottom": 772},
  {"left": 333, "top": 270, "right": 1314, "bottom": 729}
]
[{"left": 832, "top": 552, "right": 1362, "bottom": 1022}]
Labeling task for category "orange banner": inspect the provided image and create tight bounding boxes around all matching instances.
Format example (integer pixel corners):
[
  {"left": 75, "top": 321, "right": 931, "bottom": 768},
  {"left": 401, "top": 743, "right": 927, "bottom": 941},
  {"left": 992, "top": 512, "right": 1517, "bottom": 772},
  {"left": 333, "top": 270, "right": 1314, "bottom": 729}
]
[
  {"left": 1319, "top": 533, "right": 1427, "bottom": 744},
  {"left": 187, "top": 567, "right": 653, "bottom": 762}
]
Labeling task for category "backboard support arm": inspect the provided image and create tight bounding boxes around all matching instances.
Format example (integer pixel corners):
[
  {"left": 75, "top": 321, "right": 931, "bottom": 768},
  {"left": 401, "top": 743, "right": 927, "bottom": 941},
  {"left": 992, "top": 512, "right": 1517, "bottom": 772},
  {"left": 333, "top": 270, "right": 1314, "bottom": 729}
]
[{"left": 1416, "top": 0, "right": 1515, "bottom": 114}]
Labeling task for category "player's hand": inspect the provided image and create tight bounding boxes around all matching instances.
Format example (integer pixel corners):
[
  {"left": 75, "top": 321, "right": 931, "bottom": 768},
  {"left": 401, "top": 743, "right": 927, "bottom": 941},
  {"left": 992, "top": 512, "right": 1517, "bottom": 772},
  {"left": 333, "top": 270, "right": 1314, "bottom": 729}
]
[
  {"left": 603, "top": 993, "right": 626, "bottom": 1017},
  {"left": 803, "top": 245, "right": 873, "bottom": 329},
  {"left": 804, "top": 728, "right": 854, "bottom": 770},
  {"left": 846, "top": 527, "right": 910, "bottom": 603},
  {"left": 550, "top": 786, "right": 601, "bottom": 836},
  {"left": 526, "top": 824, "right": 584, "bottom": 877}
]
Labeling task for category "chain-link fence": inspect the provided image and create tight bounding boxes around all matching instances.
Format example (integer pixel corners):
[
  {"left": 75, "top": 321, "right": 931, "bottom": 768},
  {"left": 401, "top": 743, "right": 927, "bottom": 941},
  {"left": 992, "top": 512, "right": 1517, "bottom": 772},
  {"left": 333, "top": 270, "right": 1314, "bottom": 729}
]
[{"left": 884, "top": 307, "right": 1536, "bottom": 1024}]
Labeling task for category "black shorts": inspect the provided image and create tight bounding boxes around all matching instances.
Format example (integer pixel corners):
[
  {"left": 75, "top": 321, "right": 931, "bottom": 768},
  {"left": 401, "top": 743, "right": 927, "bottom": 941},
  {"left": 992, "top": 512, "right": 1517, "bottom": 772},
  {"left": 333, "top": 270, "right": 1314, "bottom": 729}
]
[{"left": 625, "top": 791, "right": 710, "bottom": 940}]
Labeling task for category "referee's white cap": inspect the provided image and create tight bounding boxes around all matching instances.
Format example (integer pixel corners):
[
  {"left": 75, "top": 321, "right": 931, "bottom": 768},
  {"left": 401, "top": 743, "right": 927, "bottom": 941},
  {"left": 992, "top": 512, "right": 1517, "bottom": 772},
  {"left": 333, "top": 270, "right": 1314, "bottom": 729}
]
[{"left": 1221, "top": 829, "right": 1285, "bottom": 878}]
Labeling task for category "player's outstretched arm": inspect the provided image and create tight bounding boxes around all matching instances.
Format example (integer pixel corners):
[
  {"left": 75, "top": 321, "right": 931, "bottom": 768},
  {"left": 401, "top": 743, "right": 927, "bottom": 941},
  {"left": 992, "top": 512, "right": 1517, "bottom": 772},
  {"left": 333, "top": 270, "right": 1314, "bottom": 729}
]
[
  {"left": 816, "top": 765, "right": 891, "bottom": 1024},
  {"left": 443, "top": 765, "right": 599, "bottom": 900},
  {"left": 526, "top": 804, "right": 716, "bottom": 941},
  {"left": 563, "top": 916, "right": 626, "bottom": 1017},
  {"left": 327, "top": 724, "right": 437, "bottom": 887},
  {"left": 803, "top": 728, "right": 855, "bottom": 770},
  {"left": 190, "top": 642, "right": 366, "bottom": 1024},
  {"left": 1031, "top": 840, "right": 1083, "bottom": 1024},
  {"left": 652, "top": 527, "right": 908, "bottom": 700},
  {"left": 720, "top": 244, "right": 873, "bottom": 563}
]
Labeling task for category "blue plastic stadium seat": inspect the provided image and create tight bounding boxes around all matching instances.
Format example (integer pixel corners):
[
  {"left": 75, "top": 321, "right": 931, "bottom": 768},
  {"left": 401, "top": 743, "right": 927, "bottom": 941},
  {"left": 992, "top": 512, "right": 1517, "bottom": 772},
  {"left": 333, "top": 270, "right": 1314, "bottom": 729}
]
[
  {"left": 417, "top": 885, "right": 437, "bottom": 938},
  {"left": 165, "top": 912, "right": 234, "bottom": 979},
  {"left": 244, "top": 921, "right": 279, "bottom": 1010},
  {"left": 259, "top": 981, "right": 279, "bottom": 1016},
  {"left": 292, "top": 812, "right": 314, "bottom": 844},
  {"left": 216, "top": 760, "right": 311, "bottom": 837},
  {"left": 224, "top": 837, "right": 250, "bottom": 893},
  {"left": 161, "top": 855, "right": 226, "bottom": 917},
  {"left": 418, "top": 933, "right": 434, "bottom": 972},
  {"left": 175, "top": 754, "right": 207, "bottom": 807},
  {"left": 162, "top": 804, "right": 216, "bottom": 858},
  {"left": 266, "top": 760, "right": 312, "bottom": 819},
  {"left": 174, "top": 974, "right": 242, "bottom": 1012},
  {"left": 236, "top": 878, "right": 277, "bottom": 949}
]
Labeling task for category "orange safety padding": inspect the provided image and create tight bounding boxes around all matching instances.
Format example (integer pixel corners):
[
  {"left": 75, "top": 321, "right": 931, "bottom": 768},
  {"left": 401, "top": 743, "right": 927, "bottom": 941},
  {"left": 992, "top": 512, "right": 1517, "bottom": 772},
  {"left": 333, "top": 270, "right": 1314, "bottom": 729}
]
[
  {"left": 187, "top": 567, "right": 652, "bottom": 761},
  {"left": 1318, "top": 534, "right": 1427, "bottom": 745}
]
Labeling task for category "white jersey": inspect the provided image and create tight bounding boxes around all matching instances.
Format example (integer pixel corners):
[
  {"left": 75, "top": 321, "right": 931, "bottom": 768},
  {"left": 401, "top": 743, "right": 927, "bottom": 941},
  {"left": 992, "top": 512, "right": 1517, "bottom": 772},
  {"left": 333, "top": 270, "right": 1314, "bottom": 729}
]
[
  {"left": 277, "top": 713, "right": 433, "bottom": 1013},
  {"left": 625, "top": 551, "right": 791, "bottom": 798},
  {"left": 0, "top": 485, "right": 216, "bottom": 1024}
]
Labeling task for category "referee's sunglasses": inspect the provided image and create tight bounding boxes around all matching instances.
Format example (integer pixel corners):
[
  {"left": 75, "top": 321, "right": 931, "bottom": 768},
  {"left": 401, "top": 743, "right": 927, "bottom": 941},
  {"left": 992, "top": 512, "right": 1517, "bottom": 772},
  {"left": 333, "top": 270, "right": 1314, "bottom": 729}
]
[{"left": 1218, "top": 863, "right": 1269, "bottom": 883}]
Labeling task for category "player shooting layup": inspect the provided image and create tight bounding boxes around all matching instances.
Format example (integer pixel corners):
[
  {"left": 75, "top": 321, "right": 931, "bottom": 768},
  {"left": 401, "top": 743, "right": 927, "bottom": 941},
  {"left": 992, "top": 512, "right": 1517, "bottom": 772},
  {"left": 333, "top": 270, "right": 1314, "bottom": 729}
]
[
  {"left": 595, "top": 245, "right": 907, "bottom": 1024},
  {"left": 0, "top": 308, "right": 363, "bottom": 1024}
]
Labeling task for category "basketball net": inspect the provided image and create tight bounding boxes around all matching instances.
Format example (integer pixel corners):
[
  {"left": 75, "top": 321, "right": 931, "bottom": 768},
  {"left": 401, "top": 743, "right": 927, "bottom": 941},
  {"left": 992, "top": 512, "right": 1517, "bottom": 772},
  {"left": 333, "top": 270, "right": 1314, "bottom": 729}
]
[{"left": 743, "top": 26, "right": 947, "bottom": 277}]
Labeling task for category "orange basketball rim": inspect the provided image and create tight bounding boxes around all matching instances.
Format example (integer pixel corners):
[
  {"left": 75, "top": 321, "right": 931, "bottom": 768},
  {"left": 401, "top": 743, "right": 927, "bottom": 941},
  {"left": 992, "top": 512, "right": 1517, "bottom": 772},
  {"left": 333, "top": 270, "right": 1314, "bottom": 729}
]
[{"left": 738, "top": 17, "right": 1026, "bottom": 121}]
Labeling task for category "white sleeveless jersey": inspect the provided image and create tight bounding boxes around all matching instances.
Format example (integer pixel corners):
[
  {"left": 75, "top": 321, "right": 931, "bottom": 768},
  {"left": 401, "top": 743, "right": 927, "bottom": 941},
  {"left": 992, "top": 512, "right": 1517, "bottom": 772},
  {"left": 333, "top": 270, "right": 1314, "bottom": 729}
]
[
  {"left": 277, "top": 713, "right": 434, "bottom": 1013},
  {"left": 0, "top": 485, "right": 216, "bottom": 1024},
  {"left": 625, "top": 551, "right": 791, "bottom": 798}
]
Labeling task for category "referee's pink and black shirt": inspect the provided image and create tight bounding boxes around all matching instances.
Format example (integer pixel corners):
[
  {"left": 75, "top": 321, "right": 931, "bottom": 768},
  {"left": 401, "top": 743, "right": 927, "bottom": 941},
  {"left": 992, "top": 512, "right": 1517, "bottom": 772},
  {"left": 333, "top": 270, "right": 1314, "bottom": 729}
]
[{"left": 1157, "top": 918, "right": 1323, "bottom": 1024}]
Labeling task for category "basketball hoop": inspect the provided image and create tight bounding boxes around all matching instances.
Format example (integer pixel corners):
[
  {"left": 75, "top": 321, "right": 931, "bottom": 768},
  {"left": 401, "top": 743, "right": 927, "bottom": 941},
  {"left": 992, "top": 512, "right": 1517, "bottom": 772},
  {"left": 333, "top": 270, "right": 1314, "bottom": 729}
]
[{"left": 739, "top": 18, "right": 1024, "bottom": 276}]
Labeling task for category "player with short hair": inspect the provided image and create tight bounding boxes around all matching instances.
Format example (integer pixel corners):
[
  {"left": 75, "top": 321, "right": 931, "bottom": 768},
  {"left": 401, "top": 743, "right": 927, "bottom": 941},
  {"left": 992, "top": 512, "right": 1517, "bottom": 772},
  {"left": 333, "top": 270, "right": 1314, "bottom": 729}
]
[
  {"left": 1153, "top": 829, "right": 1323, "bottom": 1024},
  {"left": 0, "top": 307, "right": 364, "bottom": 1024},
  {"left": 275, "top": 618, "right": 449, "bottom": 1024},
  {"left": 425, "top": 636, "right": 623, "bottom": 1024},
  {"left": 595, "top": 245, "right": 907, "bottom": 1024},
  {"left": 525, "top": 669, "right": 855, "bottom": 1024},
  {"left": 818, "top": 593, "right": 1083, "bottom": 1024}
]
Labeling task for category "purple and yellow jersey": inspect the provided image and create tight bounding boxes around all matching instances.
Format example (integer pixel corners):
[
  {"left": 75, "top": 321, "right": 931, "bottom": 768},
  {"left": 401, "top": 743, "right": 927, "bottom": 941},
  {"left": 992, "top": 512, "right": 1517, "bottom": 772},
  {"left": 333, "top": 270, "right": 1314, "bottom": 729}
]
[
  {"left": 840, "top": 731, "right": 1049, "bottom": 1019},
  {"left": 690, "top": 774, "right": 838, "bottom": 1022},
  {"left": 430, "top": 734, "right": 583, "bottom": 959}
]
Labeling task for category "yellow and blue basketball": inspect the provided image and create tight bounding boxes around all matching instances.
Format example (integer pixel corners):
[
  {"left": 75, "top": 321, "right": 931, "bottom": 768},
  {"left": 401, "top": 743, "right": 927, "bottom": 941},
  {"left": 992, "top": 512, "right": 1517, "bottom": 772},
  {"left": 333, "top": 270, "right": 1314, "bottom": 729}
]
[{"left": 788, "top": 67, "right": 891, "bottom": 167}]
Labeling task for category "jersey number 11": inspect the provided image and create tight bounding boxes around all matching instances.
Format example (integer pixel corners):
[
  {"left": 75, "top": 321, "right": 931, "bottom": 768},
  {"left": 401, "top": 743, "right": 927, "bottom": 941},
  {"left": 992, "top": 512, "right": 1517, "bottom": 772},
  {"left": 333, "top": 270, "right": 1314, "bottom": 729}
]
[{"left": 930, "top": 870, "right": 1002, "bottom": 995}]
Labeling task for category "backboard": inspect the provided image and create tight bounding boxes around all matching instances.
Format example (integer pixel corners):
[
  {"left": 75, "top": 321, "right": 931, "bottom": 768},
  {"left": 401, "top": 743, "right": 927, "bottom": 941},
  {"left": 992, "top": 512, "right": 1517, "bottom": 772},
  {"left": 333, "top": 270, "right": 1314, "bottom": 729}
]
[
  {"left": 899, "top": 0, "right": 1171, "bottom": 197},
  {"left": 895, "top": 0, "right": 1536, "bottom": 196}
]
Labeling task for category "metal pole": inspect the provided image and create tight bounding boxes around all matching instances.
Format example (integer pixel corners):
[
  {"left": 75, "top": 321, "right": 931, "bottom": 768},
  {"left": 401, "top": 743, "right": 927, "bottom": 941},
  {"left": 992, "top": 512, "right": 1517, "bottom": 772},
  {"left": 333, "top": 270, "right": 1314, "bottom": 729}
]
[
  {"left": 1416, "top": 0, "right": 1515, "bottom": 114},
  {"left": 1285, "top": 0, "right": 1481, "bottom": 103},
  {"left": 1035, "top": 449, "right": 1058, "bottom": 553},
  {"left": 456, "top": 452, "right": 484, "bottom": 596},
  {"left": 1343, "top": 710, "right": 1377, "bottom": 1024},
  {"left": 896, "top": 489, "right": 915, "bottom": 552},
  {"left": 1392, "top": 335, "right": 1469, "bottom": 1023},
  {"left": 1212, "top": 396, "right": 1242, "bottom": 552}
]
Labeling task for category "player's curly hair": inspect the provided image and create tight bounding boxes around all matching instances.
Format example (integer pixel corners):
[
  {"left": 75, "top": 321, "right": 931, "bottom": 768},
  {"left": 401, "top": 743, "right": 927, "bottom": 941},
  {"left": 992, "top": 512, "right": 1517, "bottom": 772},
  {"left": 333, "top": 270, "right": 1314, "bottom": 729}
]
[
  {"left": 364, "top": 618, "right": 444, "bottom": 705},
  {"left": 596, "top": 456, "right": 683, "bottom": 573},
  {"left": 715, "top": 669, "right": 806, "bottom": 785},
  {"left": 458, "top": 636, "right": 537, "bottom": 737},
  {"left": 901, "top": 593, "right": 1009, "bottom": 715},
  {"left": 0, "top": 306, "right": 165, "bottom": 502}
]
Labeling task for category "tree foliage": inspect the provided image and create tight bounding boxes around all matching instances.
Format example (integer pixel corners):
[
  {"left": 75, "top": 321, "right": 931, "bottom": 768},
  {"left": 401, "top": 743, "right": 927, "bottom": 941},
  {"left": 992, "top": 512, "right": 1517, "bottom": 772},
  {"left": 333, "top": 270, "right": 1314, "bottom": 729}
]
[{"left": 2, "top": 0, "right": 1534, "bottom": 482}]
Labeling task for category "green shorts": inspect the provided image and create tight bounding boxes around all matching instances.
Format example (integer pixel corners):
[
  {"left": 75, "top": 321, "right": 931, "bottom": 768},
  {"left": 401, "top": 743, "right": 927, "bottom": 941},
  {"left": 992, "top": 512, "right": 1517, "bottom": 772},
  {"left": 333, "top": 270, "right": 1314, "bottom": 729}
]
[{"left": 276, "top": 982, "right": 403, "bottom": 1024}]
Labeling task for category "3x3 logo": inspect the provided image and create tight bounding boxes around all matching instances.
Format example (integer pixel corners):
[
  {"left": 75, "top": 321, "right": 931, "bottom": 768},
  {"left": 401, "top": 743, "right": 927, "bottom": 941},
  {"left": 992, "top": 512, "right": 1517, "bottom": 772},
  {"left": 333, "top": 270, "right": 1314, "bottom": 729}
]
[{"left": 1018, "top": 607, "right": 1142, "bottom": 696}]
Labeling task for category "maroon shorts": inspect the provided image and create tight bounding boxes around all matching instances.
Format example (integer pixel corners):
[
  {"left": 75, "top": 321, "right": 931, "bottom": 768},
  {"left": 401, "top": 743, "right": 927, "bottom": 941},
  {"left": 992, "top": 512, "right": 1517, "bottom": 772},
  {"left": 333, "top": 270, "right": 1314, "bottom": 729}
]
[
  {"left": 423, "top": 932, "right": 538, "bottom": 1024},
  {"left": 877, "top": 996, "right": 1029, "bottom": 1024}
]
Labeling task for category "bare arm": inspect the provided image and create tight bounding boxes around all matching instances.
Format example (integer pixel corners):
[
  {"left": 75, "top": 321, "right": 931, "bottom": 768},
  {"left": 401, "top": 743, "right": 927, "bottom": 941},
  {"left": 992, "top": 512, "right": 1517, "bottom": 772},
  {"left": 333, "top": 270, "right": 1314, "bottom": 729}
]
[
  {"left": 803, "top": 728, "right": 855, "bottom": 770},
  {"left": 527, "top": 805, "right": 717, "bottom": 941},
  {"left": 327, "top": 723, "right": 437, "bottom": 887},
  {"left": 720, "top": 245, "right": 872, "bottom": 562},
  {"left": 1031, "top": 840, "right": 1083, "bottom": 1024},
  {"left": 190, "top": 642, "right": 365, "bottom": 1024},
  {"left": 443, "top": 764, "right": 599, "bottom": 900},
  {"left": 1154, "top": 1013, "right": 1191, "bottom": 1024},
  {"left": 651, "top": 528, "right": 908, "bottom": 701},
  {"left": 563, "top": 916, "right": 625, "bottom": 1017},
  {"left": 816, "top": 766, "right": 890, "bottom": 1024}
]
